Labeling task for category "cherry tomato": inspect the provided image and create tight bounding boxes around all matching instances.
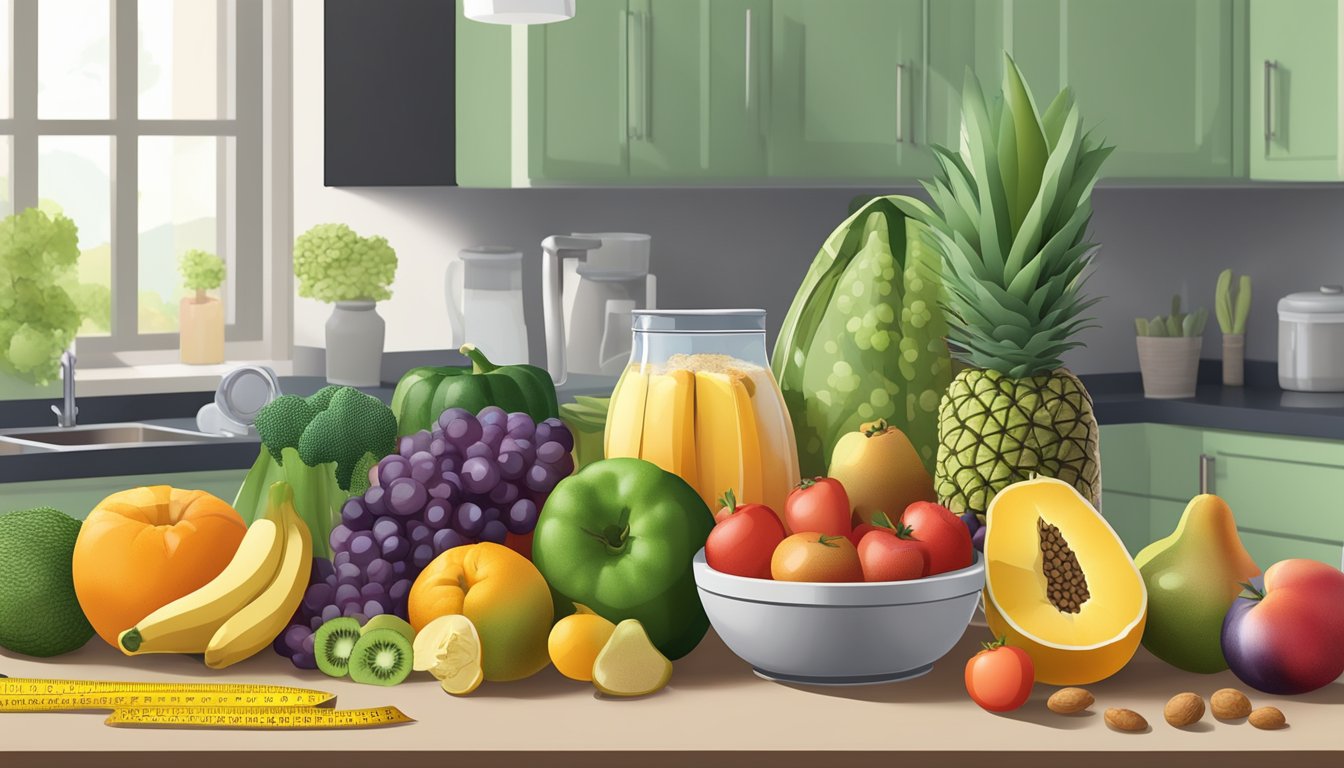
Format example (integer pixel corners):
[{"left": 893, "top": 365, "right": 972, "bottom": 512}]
[
  {"left": 770, "top": 533, "right": 863, "bottom": 582},
  {"left": 965, "top": 637, "right": 1035, "bottom": 712},
  {"left": 784, "top": 478, "right": 852, "bottom": 537},
  {"left": 705, "top": 504, "right": 786, "bottom": 579},
  {"left": 857, "top": 521, "right": 928, "bottom": 581},
  {"left": 847, "top": 522, "right": 878, "bottom": 548},
  {"left": 902, "top": 501, "right": 973, "bottom": 575}
]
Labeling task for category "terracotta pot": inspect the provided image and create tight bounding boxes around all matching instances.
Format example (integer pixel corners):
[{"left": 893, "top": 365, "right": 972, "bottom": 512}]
[
  {"left": 1136, "top": 336, "right": 1201, "bottom": 399},
  {"left": 180, "top": 296, "right": 225, "bottom": 365},
  {"left": 1222, "top": 333, "right": 1245, "bottom": 387}
]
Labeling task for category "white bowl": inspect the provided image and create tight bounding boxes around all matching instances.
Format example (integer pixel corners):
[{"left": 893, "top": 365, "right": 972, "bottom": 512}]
[{"left": 693, "top": 549, "right": 985, "bottom": 685}]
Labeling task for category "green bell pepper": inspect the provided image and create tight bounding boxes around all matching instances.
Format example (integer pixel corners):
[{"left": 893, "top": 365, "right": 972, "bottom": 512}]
[
  {"left": 532, "top": 457, "right": 714, "bottom": 660},
  {"left": 390, "top": 344, "right": 560, "bottom": 436}
]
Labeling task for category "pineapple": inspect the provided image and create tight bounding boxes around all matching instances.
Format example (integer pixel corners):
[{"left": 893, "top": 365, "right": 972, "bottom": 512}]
[{"left": 920, "top": 56, "right": 1112, "bottom": 517}]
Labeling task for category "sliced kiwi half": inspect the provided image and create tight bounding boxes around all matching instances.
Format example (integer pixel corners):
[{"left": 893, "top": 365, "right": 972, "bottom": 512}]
[
  {"left": 348, "top": 627, "right": 413, "bottom": 686},
  {"left": 314, "top": 617, "right": 363, "bottom": 678}
]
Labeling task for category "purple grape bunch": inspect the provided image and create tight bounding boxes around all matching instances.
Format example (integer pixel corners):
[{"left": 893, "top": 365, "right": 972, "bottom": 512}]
[{"left": 273, "top": 406, "right": 574, "bottom": 668}]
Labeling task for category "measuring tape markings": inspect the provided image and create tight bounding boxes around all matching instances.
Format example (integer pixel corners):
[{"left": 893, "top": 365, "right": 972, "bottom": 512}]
[
  {"left": 0, "top": 678, "right": 334, "bottom": 711},
  {"left": 105, "top": 705, "right": 414, "bottom": 730}
]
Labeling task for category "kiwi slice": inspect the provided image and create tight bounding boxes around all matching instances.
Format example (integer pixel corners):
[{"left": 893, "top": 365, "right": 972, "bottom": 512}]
[
  {"left": 348, "top": 628, "right": 413, "bottom": 686},
  {"left": 360, "top": 614, "right": 415, "bottom": 643},
  {"left": 314, "top": 617, "right": 362, "bottom": 678}
]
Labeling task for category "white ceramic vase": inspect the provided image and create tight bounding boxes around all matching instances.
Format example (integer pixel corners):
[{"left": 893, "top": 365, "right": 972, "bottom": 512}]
[{"left": 325, "top": 300, "right": 385, "bottom": 387}]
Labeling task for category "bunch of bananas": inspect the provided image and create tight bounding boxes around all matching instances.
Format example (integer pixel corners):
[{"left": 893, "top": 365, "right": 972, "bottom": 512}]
[{"left": 118, "top": 482, "right": 313, "bottom": 669}]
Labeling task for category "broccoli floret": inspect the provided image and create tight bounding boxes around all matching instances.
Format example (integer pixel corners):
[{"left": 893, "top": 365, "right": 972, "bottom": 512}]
[
  {"left": 253, "top": 395, "right": 321, "bottom": 462},
  {"left": 297, "top": 387, "right": 398, "bottom": 490},
  {"left": 347, "top": 451, "right": 382, "bottom": 497},
  {"left": 306, "top": 385, "right": 342, "bottom": 411}
]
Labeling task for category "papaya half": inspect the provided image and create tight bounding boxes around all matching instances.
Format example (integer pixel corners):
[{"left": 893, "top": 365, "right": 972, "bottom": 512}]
[{"left": 983, "top": 477, "right": 1147, "bottom": 685}]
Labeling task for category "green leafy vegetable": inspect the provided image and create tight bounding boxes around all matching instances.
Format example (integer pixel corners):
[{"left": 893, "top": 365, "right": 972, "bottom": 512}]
[
  {"left": 293, "top": 223, "right": 398, "bottom": 303},
  {"left": 233, "top": 447, "right": 346, "bottom": 560},
  {"left": 0, "top": 209, "right": 86, "bottom": 385}
]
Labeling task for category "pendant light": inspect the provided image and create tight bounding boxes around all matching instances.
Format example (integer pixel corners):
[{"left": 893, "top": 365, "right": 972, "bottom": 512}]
[{"left": 464, "top": 0, "right": 575, "bottom": 25}]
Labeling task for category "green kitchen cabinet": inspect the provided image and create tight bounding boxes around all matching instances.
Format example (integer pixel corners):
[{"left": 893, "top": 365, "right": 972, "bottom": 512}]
[
  {"left": 1249, "top": 0, "right": 1342, "bottom": 180},
  {"left": 528, "top": 0, "right": 631, "bottom": 181},
  {"left": 626, "top": 0, "right": 771, "bottom": 179},
  {"left": 1099, "top": 424, "right": 1344, "bottom": 567},
  {"left": 767, "top": 0, "right": 935, "bottom": 179},
  {"left": 0, "top": 470, "right": 248, "bottom": 521},
  {"left": 986, "top": 0, "right": 1244, "bottom": 179}
]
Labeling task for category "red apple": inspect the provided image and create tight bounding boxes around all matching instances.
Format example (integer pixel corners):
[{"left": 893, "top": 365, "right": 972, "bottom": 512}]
[
  {"left": 857, "top": 522, "right": 928, "bottom": 582},
  {"left": 705, "top": 504, "right": 786, "bottom": 579},
  {"left": 1221, "top": 558, "right": 1344, "bottom": 694}
]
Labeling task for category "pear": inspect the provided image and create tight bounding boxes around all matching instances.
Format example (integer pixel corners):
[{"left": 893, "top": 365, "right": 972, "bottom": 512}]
[
  {"left": 1134, "top": 494, "right": 1260, "bottom": 673},
  {"left": 592, "top": 619, "right": 673, "bottom": 697}
]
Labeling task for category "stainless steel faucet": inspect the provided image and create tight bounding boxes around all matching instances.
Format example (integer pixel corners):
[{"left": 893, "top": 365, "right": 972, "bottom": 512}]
[{"left": 52, "top": 348, "right": 77, "bottom": 428}]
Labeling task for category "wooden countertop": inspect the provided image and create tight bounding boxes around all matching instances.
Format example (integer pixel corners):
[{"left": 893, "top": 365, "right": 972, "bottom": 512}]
[{"left": 3, "top": 619, "right": 1342, "bottom": 768}]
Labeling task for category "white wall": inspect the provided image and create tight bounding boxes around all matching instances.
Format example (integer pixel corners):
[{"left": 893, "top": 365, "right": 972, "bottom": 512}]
[{"left": 293, "top": 0, "right": 1344, "bottom": 375}]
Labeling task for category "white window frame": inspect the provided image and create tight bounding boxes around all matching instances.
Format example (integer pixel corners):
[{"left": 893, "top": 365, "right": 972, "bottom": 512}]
[{"left": 0, "top": 0, "right": 290, "bottom": 366}]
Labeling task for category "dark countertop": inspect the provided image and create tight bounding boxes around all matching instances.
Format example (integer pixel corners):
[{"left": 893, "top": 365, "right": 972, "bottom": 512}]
[
  {"left": 1082, "top": 360, "right": 1344, "bottom": 441},
  {"left": 0, "top": 375, "right": 617, "bottom": 484},
  {"left": 2, "top": 362, "right": 1341, "bottom": 485}
]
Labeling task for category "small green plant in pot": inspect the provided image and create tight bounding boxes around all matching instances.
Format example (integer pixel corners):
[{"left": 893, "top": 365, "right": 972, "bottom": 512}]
[
  {"left": 0, "top": 209, "right": 84, "bottom": 397},
  {"left": 294, "top": 223, "right": 398, "bottom": 387},
  {"left": 178, "top": 249, "right": 227, "bottom": 365},
  {"left": 1215, "top": 270, "right": 1252, "bottom": 387},
  {"left": 1135, "top": 295, "right": 1207, "bottom": 399}
]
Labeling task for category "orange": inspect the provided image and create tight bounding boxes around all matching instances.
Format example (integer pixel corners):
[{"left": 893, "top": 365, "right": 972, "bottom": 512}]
[
  {"left": 770, "top": 532, "right": 864, "bottom": 582},
  {"left": 72, "top": 486, "right": 246, "bottom": 647},
  {"left": 548, "top": 604, "right": 616, "bottom": 682},
  {"left": 409, "top": 542, "right": 553, "bottom": 681}
]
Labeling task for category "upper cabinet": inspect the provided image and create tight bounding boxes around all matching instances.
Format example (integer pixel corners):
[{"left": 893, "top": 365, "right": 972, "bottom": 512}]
[
  {"left": 1249, "top": 0, "right": 1343, "bottom": 181},
  {"left": 448, "top": 0, "right": 1344, "bottom": 186},
  {"left": 986, "top": 0, "right": 1243, "bottom": 180}
]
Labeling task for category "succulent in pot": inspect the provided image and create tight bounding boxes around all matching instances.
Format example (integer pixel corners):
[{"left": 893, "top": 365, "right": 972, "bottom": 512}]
[{"left": 1135, "top": 294, "right": 1208, "bottom": 399}]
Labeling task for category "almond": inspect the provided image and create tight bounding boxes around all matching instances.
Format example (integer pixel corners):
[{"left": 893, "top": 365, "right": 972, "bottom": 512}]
[
  {"left": 1249, "top": 706, "right": 1287, "bottom": 730},
  {"left": 1163, "top": 692, "right": 1205, "bottom": 727},
  {"left": 1104, "top": 707, "right": 1148, "bottom": 732},
  {"left": 1047, "top": 687, "right": 1094, "bottom": 714},
  {"left": 1211, "top": 688, "right": 1252, "bottom": 720}
]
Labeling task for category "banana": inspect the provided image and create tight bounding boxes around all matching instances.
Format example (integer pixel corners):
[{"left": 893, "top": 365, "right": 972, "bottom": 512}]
[
  {"left": 118, "top": 516, "right": 286, "bottom": 655},
  {"left": 204, "top": 483, "right": 313, "bottom": 669}
]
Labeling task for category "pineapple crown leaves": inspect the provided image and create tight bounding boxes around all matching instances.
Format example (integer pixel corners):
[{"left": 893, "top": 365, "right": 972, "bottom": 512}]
[{"left": 920, "top": 54, "right": 1114, "bottom": 377}]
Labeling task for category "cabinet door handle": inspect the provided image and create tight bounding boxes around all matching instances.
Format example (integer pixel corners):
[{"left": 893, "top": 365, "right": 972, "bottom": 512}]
[
  {"left": 744, "top": 8, "right": 753, "bottom": 111},
  {"left": 895, "top": 62, "right": 906, "bottom": 143},
  {"left": 621, "top": 10, "right": 631, "bottom": 142},
  {"left": 642, "top": 11, "right": 652, "bottom": 140},
  {"left": 1199, "top": 453, "right": 1214, "bottom": 494},
  {"left": 1263, "top": 59, "right": 1278, "bottom": 153}
]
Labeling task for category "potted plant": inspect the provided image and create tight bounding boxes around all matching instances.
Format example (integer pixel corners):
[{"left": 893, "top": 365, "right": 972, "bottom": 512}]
[
  {"left": 0, "top": 209, "right": 84, "bottom": 399},
  {"left": 293, "top": 223, "right": 398, "bottom": 386},
  {"left": 1215, "top": 269, "right": 1252, "bottom": 387},
  {"left": 1135, "top": 295, "right": 1208, "bottom": 399},
  {"left": 178, "top": 249, "right": 227, "bottom": 365}
]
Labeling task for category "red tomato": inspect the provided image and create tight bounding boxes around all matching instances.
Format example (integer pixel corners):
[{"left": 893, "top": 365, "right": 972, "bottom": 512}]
[
  {"left": 784, "top": 478, "right": 852, "bottom": 537},
  {"left": 714, "top": 489, "right": 740, "bottom": 524},
  {"left": 902, "top": 501, "right": 973, "bottom": 575},
  {"left": 705, "top": 504, "right": 786, "bottom": 579},
  {"left": 965, "top": 637, "right": 1035, "bottom": 712},
  {"left": 847, "top": 523, "right": 878, "bottom": 548},
  {"left": 857, "top": 523, "right": 927, "bottom": 582}
]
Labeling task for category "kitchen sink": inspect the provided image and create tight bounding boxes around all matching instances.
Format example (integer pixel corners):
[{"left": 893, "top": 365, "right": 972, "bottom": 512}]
[{"left": 0, "top": 423, "right": 229, "bottom": 451}]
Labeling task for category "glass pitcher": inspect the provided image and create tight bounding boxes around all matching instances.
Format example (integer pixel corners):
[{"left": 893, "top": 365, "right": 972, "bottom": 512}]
[{"left": 605, "top": 310, "right": 801, "bottom": 516}]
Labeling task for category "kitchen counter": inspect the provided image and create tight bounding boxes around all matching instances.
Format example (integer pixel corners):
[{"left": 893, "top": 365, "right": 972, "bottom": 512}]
[
  {"left": 1084, "top": 361, "right": 1344, "bottom": 440},
  {"left": 0, "top": 375, "right": 616, "bottom": 485},
  {"left": 3, "top": 624, "right": 1340, "bottom": 767}
]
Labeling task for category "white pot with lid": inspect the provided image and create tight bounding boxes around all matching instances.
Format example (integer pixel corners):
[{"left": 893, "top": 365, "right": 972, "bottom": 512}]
[{"left": 1278, "top": 285, "right": 1344, "bottom": 392}]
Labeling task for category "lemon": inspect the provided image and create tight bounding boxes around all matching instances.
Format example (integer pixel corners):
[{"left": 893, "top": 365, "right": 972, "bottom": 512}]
[{"left": 547, "top": 604, "right": 616, "bottom": 682}]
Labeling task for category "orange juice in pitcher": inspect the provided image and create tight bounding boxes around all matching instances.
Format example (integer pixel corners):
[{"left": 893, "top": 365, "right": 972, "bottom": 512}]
[{"left": 605, "top": 310, "right": 800, "bottom": 517}]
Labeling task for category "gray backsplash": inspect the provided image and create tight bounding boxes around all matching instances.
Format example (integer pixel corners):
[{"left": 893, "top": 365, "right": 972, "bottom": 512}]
[{"left": 361, "top": 184, "right": 1343, "bottom": 376}]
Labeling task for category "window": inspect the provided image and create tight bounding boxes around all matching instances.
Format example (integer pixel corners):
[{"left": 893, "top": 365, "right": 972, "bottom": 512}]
[{"left": 0, "top": 0, "right": 263, "bottom": 353}]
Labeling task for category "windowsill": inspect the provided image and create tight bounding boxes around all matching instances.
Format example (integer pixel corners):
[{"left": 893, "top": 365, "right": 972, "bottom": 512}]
[{"left": 73, "top": 359, "right": 296, "bottom": 398}]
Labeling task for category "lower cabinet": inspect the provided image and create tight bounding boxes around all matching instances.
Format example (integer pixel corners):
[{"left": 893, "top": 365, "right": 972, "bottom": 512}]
[
  {"left": 1099, "top": 424, "right": 1344, "bottom": 568},
  {"left": 0, "top": 470, "right": 248, "bottom": 520}
]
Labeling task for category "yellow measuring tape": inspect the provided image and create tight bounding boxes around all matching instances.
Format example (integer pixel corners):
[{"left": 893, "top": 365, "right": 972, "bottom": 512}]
[
  {"left": 0, "top": 677, "right": 412, "bottom": 729},
  {"left": 0, "top": 678, "right": 334, "bottom": 711},
  {"left": 105, "top": 705, "right": 413, "bottom": 730}
]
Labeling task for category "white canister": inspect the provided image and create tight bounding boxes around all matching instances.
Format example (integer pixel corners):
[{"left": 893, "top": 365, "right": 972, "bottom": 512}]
[{"left": 1278, "top": 285, "right": 1344, "bottom": 392}]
